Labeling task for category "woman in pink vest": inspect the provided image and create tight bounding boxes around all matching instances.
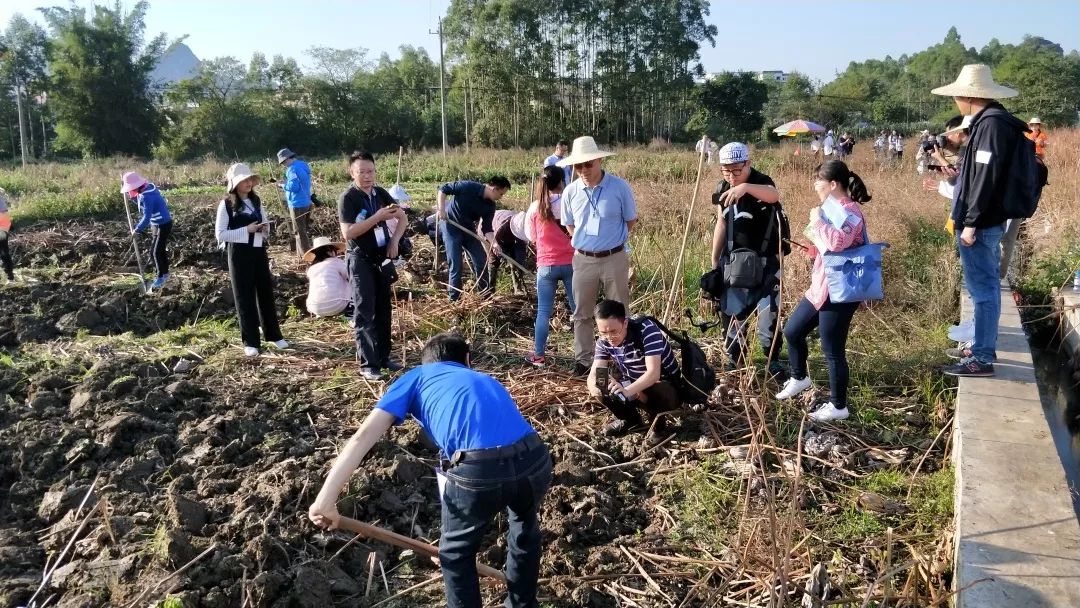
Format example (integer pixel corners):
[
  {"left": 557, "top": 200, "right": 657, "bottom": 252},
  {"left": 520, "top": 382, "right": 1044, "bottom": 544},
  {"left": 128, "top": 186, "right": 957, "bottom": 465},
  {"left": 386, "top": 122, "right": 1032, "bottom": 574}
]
[{"left": 525, "top": 166, "right": 575, "bottom": 367}]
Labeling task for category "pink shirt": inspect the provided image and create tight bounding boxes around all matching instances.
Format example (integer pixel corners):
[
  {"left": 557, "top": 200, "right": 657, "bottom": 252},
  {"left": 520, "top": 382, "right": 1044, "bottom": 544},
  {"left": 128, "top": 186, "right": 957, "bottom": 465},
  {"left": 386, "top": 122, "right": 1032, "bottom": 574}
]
[
  {"left": 530, "top": 209, "right": 575, "bottom": 267},
  {"left": 306, "top": 257, "right": 351, "bottom": 316},
  {"left": 805, "top": 197, "right": 867, "bottom": 309}
]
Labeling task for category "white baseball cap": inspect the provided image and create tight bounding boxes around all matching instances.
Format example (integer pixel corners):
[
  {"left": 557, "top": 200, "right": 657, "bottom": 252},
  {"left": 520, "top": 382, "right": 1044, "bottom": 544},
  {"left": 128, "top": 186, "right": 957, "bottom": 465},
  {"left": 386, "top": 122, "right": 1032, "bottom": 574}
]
[{"left": 718, "top": 142, "right": 749, "bottom": 165}]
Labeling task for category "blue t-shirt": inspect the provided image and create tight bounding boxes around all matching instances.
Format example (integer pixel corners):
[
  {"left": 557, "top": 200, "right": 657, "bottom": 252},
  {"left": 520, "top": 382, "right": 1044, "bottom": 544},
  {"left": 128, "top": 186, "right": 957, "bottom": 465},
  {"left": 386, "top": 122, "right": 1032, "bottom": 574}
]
[
  {"left": 560, "top": 172, "right": 637, "bottom": 252},
  {"left": 595, "top": 318, "right": 679, "bottom": 382},
  {"left": 375, "top": 362, "right": 534, "bottom": 457},
  {"left": 439, "top": 180, "right": 495, "bottom": 235}
]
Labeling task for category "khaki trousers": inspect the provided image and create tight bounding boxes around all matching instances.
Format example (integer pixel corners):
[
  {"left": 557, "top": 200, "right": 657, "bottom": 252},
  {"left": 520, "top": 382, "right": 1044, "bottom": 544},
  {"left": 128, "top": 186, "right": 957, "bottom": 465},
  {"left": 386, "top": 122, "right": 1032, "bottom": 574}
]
[{"left": 571, "top": 249, "right": 631, "bottom": 365}]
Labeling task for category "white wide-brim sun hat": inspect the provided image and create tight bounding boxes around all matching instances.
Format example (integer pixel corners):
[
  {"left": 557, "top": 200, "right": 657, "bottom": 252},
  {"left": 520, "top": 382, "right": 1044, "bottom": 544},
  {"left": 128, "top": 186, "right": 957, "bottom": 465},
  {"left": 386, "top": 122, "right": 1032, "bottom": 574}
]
[
  {"left": 225, "top": 163, "right": 261, "bottom": 193},
  {"left": 556, "top": 136, "right": 616, "bottom": 167},
  {"left": 931, "top": 64, "right": 1018, "bottom": 99},
  {"left": 302, "top": 236, "right": 347, "bottom": 263}
]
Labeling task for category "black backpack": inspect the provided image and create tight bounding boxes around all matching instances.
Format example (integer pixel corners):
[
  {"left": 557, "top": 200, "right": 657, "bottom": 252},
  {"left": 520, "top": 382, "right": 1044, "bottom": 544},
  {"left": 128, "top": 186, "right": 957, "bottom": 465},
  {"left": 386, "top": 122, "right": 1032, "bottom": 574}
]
[
  {"left": 1000, "top": 134, "right": 1045, "bottom": 219},
  {"left": 628, "top": 316, "right": 716, "bottom": 405}
]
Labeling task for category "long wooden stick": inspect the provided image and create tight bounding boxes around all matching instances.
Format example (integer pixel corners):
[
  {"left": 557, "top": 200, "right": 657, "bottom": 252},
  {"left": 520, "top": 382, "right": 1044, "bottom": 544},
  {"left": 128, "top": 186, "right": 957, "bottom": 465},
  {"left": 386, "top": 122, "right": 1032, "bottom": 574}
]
[
  {"left": 662, "top": 147, "right": 707, "bottom": 324},
  {"left": 397, "top": 146, "right": 404, "bottom": 183},
  {"left": 336, "top": 516, "right": 506, "bottom": 584},
  {"left": 443, "top": 217, "right": 535, "bottom": 278},
  {"left": 120, "top": 194, "right": 148, "bottom": 293}
]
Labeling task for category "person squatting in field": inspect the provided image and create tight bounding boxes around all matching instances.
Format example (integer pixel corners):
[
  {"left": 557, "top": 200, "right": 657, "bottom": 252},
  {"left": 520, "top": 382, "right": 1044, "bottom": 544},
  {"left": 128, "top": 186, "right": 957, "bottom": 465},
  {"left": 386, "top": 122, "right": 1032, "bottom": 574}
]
[
  {"left": 215, "top": 163, "right": 289, "bottom": 357},
  {"left": 309, "top": 332, "right": 553, "bottom": 608},
  {"left": 122, "top": 171, "right": 173, "bottom": 291}
]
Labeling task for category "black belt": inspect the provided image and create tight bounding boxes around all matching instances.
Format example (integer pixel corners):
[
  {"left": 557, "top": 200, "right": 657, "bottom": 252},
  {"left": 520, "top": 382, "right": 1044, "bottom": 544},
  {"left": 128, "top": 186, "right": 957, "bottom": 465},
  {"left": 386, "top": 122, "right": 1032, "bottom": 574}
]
[
  {"left": 442, "top": 433, "right": 544, "bottom": 470},
  {"left": 575, "top": 245, "right": 624, "bottom": 258}
]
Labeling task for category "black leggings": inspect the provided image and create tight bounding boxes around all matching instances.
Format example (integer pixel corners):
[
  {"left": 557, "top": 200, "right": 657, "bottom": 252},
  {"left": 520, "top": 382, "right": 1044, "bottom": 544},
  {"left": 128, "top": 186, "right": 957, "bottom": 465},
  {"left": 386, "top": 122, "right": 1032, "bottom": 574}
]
[
  {"left": 152, "top": 222, "right": 172, "bottom": 278},
  {"left": 0, "top": 230, "right": 13, "bottom": 279},
  {"left": 783, "top": 296, "right": 859, "bottom": 408}
]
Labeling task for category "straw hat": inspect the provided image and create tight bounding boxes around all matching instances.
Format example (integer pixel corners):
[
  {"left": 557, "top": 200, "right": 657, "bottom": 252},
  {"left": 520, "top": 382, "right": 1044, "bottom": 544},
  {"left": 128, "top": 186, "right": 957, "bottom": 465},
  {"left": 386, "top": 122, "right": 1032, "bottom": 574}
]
[
  {"left": 120, "top": 171, "right": 148, "bottom": 194},
  {"left": 555, "top": 136, "right": 616, "bottom": 167},
  {"left": 302, "top": 236, "right": 346, "bottom": 263},
  {"left": 225, "top": 163, "right": 260, "bottom": 193},
  {"left": 942, "top": 115, "right": 974, "bottom": 137},
  {"left": 1027, "top": 117, "right": 1042, "bottom": 125},
  {"left": 931, "top": 64, "right": 1018, "bottom": 99}
]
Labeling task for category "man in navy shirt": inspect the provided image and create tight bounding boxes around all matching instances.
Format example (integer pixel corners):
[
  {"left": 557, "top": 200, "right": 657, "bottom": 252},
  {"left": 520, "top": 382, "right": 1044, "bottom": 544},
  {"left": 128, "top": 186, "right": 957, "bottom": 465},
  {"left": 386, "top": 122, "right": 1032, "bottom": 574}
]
[
  {"left": 587, "top": 300, "right": 680, "bottom": 441},
  {"left": 437, "top": 177, "right": 511, "bottom": 301},
  {"left": 309, "top": 333, "right": 552, "bottom": 608}
]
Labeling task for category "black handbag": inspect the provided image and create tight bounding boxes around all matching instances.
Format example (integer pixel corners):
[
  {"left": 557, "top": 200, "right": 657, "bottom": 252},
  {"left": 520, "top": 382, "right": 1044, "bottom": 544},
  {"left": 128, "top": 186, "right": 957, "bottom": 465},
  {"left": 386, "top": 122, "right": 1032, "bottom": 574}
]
[
  {"left": 722, "top": 204, "right": 773, "bottom": 289},
  {"left": 379, "top": 258, "right": 399, "bottom": 284}
]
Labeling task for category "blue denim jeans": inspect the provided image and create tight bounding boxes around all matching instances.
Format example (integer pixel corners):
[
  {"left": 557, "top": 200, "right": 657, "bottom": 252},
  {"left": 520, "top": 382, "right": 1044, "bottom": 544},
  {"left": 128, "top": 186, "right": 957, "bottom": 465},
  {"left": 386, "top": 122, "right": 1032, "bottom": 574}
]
[
  {"left": 783, "top": 296, "right": 859, "bottom": 408},
  {"left": 441, "top": 222, "right": 491, "bottom": 301},
  {"left": 957, "top": 223, "right": 1005, "bottom": 363},
  {"left": 440, "top": 436, "right": 553, "bottom": 608},
  {"left": 534, "top": 264, "right": 575, "bottom": 356}
]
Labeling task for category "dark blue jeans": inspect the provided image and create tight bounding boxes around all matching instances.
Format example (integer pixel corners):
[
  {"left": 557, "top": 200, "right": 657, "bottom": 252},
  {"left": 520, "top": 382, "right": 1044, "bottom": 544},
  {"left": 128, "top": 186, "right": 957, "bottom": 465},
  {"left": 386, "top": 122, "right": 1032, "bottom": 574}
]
[
  {"left": 441, "top": 222, "right": 491, "bottom": 301},
  {"left": 440, "top": 435, "right": 552, "bottom": 608},
  {"left": 957, "top": 223, "right": 1005, "bottom": 363},
  {"left": 783, "top": 296, "right": 859, "bottom": 408}
]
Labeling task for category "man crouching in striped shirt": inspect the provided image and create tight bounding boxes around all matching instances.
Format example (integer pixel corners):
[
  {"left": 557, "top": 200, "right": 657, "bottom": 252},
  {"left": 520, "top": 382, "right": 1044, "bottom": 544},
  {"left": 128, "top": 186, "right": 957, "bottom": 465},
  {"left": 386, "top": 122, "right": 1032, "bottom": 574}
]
[{"left": 587, "top": 299, "right": 681, "bottom": 444}]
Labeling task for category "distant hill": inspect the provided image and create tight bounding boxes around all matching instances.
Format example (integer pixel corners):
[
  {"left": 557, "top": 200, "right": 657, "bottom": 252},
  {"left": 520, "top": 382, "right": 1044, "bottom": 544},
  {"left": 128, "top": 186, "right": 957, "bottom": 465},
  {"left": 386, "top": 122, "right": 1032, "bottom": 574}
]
[{"left": 150, "top": 42, "right": 200, "bottom": 88}]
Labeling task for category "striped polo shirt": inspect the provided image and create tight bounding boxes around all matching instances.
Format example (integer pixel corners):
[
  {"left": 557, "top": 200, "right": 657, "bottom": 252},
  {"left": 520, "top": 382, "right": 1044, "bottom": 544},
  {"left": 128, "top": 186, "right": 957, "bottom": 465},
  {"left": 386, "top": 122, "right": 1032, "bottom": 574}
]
[{"left": 595, "top": 318, "right": 680, "bottom": 382}]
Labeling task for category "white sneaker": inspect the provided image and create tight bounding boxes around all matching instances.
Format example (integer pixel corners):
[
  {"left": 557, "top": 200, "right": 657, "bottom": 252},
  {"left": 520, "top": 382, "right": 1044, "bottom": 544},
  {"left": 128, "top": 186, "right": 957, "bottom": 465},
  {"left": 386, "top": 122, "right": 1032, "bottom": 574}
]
[
  {"left": 947, "top": 320, "right": 974, "bottom": 343},
  {"left": 809, "top": 402, "right": 850, "bottom": 422},
  {"left": 775, "top": 376, "right": 812, "bottom": 400},
  {"left": 272, "top": 339, "right": 290, "bottom": 349},
  {"left": 244, "top": 346, "right": 260, "bottom": 357}
]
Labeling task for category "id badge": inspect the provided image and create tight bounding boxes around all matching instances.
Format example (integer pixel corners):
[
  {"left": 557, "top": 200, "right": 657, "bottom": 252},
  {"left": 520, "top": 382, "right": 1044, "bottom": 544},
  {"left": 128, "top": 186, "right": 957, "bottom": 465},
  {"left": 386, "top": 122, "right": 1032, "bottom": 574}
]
[
  {"left": 584, "top": 212, "right": 601, "bottom": 236},
  {"left": 375, "top": 225, "right": 388, "bottom": 247}
]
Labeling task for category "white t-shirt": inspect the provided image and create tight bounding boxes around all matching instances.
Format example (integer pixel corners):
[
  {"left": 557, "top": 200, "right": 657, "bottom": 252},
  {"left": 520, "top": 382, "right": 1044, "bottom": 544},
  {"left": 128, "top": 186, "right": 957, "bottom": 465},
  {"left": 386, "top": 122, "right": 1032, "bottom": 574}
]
[{"left": 306, "top": 257, "right": 351, "bottom": 317}]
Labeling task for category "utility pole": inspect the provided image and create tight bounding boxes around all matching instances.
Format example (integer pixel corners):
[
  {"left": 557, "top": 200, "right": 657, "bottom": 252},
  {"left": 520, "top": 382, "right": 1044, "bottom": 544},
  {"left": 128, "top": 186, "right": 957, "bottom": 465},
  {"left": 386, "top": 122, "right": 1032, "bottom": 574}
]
[{"left": 430, "top": 18, "right": 448, "bottom": 158}]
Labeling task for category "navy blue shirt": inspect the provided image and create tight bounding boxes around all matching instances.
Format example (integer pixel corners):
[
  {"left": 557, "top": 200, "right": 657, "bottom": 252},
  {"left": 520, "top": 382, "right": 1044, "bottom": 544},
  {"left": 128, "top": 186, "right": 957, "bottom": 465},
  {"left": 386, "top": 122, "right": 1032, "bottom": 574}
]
[
  {"left": 595, "top": 318, "right": 680, "bottom": 382},
  {"left": 440, "top": 180, "right": 495, "bottom": 235},
  {"left": 375, "top": 362, "right": 535, "bottom": 457}
]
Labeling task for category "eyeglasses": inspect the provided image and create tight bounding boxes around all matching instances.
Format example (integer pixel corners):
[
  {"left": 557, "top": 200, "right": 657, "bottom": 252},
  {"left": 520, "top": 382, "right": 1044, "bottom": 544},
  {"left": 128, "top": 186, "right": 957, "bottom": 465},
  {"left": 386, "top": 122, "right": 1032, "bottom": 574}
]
[
  {"left": 573, "top": 160, "right": 597, "bottom": 170},
  {"left": 720, "top": 163, "right": 747, "bottom": 175}
]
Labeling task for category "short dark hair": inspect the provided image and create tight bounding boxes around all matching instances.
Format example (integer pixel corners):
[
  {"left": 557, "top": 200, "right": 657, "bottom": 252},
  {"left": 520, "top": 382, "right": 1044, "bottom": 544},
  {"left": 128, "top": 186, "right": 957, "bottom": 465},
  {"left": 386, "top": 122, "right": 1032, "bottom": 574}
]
[
  {"left": 421, "top": 332, "right": 470, "bottom": 365},
  {"left": 943, "top": 115, "right": 964, "bottom": 131},
  {"left": 348, "top": 150, "right": 375, "bottom": 167},
  {"left": 594, "top": 299, "right": 627, "bottom": 321},
  {"left": 556, "top": 139, "right": 569, "bottom": 148},
  {"left": 486, "top": 175, "right": 511, "bottom": 190}
]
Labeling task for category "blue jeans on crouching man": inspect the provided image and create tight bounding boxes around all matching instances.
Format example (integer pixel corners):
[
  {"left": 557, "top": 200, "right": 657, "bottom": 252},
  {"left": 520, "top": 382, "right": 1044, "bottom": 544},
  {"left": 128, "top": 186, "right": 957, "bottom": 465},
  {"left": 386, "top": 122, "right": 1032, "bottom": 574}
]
[
  {"left": 534, "top": 264, "right": 575, "bottom": 356},
  {"left": 439, "top": 433, "right": 553, "bottom": 608},
  {"left": 957, "top": 223, "right": 1005, "bottom": 364},
  {"left": 441, "top": 222, "right": 491, "bottom": 301}
]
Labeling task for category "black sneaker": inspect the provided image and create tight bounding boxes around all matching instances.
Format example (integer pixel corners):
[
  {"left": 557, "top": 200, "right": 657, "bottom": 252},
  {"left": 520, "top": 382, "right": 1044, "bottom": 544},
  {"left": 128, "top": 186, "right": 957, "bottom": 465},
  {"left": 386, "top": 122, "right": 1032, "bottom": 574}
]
[
  {"left": 943, "top": 358, "right": 994, "bottom": 377},
  {"left": 604, "top": 418, "right": 646, "bottom": 437},
  {"left": 573, "top": 362, "right": 590, "bottom": 378}
]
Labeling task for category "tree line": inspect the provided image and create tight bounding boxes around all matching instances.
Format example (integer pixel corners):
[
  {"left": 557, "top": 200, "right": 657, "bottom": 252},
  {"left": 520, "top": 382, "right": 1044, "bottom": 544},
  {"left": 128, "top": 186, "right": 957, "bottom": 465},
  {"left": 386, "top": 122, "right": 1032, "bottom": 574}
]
[{"left": 1, "top": 1, "right": 1077, "bottom": 163}]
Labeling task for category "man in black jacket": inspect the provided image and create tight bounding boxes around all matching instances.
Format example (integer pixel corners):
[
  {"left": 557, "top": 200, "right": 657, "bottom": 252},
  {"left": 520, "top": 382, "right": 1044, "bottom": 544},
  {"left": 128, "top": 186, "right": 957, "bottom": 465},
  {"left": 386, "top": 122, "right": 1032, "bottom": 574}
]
[{"left": 931, "top": 64, "right": 1024, "bottom": 377}]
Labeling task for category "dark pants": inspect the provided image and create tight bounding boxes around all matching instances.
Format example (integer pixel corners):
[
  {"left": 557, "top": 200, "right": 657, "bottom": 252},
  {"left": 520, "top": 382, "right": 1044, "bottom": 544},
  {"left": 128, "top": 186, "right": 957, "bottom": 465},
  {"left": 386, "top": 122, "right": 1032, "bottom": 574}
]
[
  {"left": 783, "top": 296, "right": 858, "bottom": 408},
  {"left": 292, "top": 205, "right": 313, "bottom": 256},
  {"left": 347, "top": 250, "right": 392, "bottom": 371},
  {"left": 491, "top": 222, "right": 529, "bottom": 292},
  {"left": 441, "top": 222, "right": 491, "bottom": 301},
  {"left": 227, "top": 244, "right": 283, "bottom": 348},
  {"left": 0, "top": 230, "right": 13, "bottom": 279},
  {"left": 722, "top": 291, "right": 781, "bottom": 365},
  {"left": 440, "top": 434, "right": 552, "bottom": 608},
  {"left": 151, "top": 221, "right": 172, "bottom": 278},
  {"left": 601, "top": 380, "right": 681, "bottom": 426}
]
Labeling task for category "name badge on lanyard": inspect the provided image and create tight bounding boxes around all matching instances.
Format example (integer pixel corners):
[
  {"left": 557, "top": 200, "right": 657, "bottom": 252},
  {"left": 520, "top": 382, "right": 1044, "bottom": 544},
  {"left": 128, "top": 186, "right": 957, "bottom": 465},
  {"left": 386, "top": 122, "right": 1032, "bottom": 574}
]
[
  {"left": 584, "top": 186, "right": 603, "bottom": 236},
  {"left": 364, "top": 189, "right": 389, "bottom": 247}
]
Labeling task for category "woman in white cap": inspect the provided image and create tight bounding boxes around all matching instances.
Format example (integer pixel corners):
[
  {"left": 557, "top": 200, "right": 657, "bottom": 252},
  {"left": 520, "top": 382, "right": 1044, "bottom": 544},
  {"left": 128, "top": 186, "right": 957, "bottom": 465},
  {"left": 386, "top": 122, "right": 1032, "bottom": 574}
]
[
  {"left": 303, "top": 237, "right": 351, "bottom": 318},
  {"left": 215, "top": 163, "right": 289, "bottom": 357},
  {"left": 121, "top": 171, "right": 173, "bottom": 290}
]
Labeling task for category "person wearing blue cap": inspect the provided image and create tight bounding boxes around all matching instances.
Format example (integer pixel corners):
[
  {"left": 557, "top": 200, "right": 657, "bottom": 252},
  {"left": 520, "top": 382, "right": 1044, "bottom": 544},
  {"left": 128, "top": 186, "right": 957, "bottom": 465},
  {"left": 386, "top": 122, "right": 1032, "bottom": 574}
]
[{"left": 277, "top": 147, "right": 313, "bottom": 256}]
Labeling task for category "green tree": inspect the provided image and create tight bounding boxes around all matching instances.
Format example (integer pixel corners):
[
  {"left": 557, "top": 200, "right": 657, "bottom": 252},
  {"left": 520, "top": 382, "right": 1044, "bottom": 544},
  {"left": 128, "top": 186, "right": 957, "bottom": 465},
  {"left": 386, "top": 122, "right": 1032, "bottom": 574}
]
[
  {"left": 39, "top": 1, "right": 166, "bottom": 157},
  {"left": 685, "top": 72, "right": 768, "bottom": 142},
  {"left": 1, "top": 14, "right": 49, "bottom": 159}
]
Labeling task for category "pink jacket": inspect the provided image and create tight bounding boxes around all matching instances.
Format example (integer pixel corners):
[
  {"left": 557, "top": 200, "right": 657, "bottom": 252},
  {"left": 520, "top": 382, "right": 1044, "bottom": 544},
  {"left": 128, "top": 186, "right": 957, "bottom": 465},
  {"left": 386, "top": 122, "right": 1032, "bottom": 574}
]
[{"left": 805, "top": 197, "right": 867, "bottom": 309}]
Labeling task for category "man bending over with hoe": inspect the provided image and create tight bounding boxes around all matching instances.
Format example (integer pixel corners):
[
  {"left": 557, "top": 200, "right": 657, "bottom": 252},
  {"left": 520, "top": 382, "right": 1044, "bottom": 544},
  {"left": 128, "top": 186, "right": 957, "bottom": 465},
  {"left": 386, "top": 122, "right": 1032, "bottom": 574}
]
[{"left": 309, "top": 332, "right": 553, "bottom": 608}]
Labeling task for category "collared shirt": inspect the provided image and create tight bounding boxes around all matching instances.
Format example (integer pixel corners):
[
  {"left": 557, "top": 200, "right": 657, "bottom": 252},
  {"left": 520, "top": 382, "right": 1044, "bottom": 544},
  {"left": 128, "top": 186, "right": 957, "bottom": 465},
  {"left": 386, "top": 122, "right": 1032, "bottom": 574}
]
[
  {"left": 560, "top": 172, "right": 637, "bottom": 252},
  {"left": 338, "top": 184, "right": 394, "bottom": 258},
  {"left": 440, "top": 180, "right": 496, "bottom": 235},
  {"left": 375, "top": 362, "right": 535, "bottom": 457},
  {"left": 283, "top": 159, "right": 313, "bottom": 209},
  {"left": 544, "top": 154, "right": 573, "bottom": 186},
  {"left": 594, "top": 318, "right": 679, "bottom": 382}
]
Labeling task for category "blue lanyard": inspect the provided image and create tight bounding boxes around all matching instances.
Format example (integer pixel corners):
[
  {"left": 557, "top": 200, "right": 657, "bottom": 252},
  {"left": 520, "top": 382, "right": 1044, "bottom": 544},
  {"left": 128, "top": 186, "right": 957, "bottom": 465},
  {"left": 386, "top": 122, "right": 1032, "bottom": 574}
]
[{"left": 584, "top": 186, "right": 603, "bottom": 217}]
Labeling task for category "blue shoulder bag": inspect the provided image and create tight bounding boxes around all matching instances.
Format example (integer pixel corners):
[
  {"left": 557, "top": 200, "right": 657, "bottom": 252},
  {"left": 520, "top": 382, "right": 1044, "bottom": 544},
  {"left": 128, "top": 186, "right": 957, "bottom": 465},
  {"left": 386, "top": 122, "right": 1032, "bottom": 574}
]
[{"left": 821, "top": 223, "right": 888, "bottom": 303}]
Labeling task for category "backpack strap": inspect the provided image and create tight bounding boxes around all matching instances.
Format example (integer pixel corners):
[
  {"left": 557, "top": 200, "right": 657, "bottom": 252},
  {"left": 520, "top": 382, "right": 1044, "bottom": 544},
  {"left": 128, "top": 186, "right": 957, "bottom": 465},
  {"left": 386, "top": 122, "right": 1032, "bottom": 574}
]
[{"left": 758, "top": 207, "right": 776, "bottom": 256}]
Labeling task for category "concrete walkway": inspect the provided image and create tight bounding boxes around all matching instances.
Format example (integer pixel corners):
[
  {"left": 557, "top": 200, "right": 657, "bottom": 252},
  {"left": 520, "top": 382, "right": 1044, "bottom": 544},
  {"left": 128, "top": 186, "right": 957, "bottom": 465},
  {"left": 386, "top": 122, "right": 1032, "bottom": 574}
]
[{"left": 953, "top": 284, "right": 1080, "bottom": 606}]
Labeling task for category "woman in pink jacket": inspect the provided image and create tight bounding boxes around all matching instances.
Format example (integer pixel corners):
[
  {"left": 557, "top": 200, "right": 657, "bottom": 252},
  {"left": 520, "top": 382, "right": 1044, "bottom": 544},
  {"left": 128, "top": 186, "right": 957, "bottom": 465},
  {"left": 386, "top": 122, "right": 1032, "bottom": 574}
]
[{"left": 775, "top": 160, "right": 872, "bottom": 422}]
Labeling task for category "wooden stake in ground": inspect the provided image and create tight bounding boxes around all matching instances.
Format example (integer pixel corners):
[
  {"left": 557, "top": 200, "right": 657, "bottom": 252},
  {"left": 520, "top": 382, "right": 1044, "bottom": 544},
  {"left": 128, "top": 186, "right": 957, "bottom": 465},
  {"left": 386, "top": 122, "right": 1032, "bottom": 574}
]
[
  {"left": 120, "top": 194, "right": 149, "bottom": 294},
  {"left": 397, "top": 146, "right": 404, "bottom": 183},
  {"left": 662, "top": 147, "right": 707, "bottom": 325},
  {"left": 335, "top": 516, "right": 507, "bottom": 584}
]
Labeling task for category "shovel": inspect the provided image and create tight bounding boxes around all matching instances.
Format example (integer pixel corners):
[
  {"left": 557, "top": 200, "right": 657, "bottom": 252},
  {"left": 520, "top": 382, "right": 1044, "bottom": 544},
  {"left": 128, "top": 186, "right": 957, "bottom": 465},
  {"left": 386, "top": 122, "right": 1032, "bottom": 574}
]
[
  {"left": 335, "top": 516, "right": 506, "bottom": 584},
  {"left": 120, "top": 194, "right": 149, "bottom": 294}
]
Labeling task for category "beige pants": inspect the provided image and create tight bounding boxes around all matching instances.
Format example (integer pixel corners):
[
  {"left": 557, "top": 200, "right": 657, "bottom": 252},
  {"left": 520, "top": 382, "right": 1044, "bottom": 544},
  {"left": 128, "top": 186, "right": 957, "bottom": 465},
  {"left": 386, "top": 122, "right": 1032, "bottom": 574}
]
[{"left": 571, "top": 249, "right": 631, "bottom": 365}]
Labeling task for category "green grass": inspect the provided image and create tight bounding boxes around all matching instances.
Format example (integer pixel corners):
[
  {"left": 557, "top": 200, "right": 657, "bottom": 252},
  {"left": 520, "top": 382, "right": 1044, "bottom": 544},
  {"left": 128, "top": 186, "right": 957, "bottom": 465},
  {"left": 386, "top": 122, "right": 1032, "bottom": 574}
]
[{"left": 663, "top": 455, "right": 741, "bottom": 547}]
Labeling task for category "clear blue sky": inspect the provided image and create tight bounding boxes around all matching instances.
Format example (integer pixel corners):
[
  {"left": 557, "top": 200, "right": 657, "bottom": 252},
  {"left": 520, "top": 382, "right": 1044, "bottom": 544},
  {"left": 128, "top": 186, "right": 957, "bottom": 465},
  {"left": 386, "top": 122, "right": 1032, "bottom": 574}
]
[{"left": 2, "top": 0, "right": 1078, "bottom": 83}]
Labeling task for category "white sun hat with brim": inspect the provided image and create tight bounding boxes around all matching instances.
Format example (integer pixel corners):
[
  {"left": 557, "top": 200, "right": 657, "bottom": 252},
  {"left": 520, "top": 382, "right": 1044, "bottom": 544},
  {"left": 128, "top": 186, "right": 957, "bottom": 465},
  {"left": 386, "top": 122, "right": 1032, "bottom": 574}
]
[
  {"left": 1027, "top": 116, "right": 1042, "bottom": 125},
  {"left": 225, "top": 163, "right": 261, "bottom": 193},
  {"left": 555, "top": 136, "right": 616, "bottom": 167},
  {"left": 302, "top": 236, "right": 346, "bottom": 263},
  {"left": 941, "top": 115, "right": 974, "bottom": 137},
  {"left": 931, "top": 64, "right": 1018, "bottom": 99},
  {"left": 387, "top": 183, "right": 412, "bottom": 203}
]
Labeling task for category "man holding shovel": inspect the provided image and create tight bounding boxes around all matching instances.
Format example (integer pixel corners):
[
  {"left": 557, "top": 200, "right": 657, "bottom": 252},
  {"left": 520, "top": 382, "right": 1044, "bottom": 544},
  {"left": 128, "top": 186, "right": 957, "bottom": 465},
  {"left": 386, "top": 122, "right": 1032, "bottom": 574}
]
[
  {"left": 309, "top": 332, "right": 552, "bottom": 608},
  {"left": 277, "top": 147, "right": 314, "bottom": 256}
]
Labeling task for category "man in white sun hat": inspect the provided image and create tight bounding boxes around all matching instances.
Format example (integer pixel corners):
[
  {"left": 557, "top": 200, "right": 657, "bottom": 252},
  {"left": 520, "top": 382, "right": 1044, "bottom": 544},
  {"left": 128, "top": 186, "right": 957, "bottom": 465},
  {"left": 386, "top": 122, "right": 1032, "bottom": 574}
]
[
  {"left": 932, "top": 64, "right": 1026, "bottom": 378},
  {"left": 557, "top": 135, "right": 637, "bottom": 376}
]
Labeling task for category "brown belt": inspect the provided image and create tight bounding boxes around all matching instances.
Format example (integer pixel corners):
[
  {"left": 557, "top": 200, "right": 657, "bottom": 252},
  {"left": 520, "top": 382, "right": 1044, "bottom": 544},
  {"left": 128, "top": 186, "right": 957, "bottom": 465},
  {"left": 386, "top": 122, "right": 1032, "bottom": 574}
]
[{"left": 575, "top": 245, "right": 624, "bottom": 258}]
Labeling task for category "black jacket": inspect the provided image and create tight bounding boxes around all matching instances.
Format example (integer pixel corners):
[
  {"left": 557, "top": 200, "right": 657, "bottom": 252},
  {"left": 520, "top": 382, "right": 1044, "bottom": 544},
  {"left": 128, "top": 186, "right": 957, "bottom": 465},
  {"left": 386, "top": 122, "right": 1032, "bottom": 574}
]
[{"left": 952, "top": 103, "right": 1030, "bottom": 228}]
